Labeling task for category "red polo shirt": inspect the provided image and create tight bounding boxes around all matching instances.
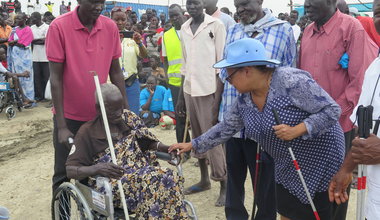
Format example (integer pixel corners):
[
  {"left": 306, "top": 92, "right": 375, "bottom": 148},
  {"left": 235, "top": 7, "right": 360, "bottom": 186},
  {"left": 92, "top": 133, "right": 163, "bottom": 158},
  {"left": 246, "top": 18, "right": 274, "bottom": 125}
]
[
  {"left": 46, "top": 6, "right": 122, "bottom": 122},
  {"left": 299, "top": 10, "right": 378, "bottom": 132}
]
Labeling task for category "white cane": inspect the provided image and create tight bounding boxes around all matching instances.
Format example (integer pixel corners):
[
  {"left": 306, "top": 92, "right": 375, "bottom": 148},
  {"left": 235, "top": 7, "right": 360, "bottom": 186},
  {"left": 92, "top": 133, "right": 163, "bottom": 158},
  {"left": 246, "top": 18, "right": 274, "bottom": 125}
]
[
  {"left": 356, "top": 164, "right": 363, "bottom": 220},
  {"left": 357, "top": 158, "right": 367, "bottom": 220},
  {"left": 272, "top": 108, "right": 320, "bottom": 220},
  {"left": 362, "top": 165, "right": 367, "bottom": 219},
  {"left": 91, "top": 71, "right": 130, "bottom": 220}
]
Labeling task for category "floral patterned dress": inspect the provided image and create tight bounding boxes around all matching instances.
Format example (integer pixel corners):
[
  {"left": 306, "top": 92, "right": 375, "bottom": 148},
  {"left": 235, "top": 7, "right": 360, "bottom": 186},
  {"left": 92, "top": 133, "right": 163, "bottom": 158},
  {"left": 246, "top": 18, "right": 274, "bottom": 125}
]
[{"left": 88, "top": 111, "right": 188, "bottom": 219}]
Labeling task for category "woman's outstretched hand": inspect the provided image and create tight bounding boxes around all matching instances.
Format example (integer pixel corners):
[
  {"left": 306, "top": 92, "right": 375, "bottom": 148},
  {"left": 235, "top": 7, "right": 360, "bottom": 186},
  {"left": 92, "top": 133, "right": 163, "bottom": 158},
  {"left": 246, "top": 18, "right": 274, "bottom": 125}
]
[{"left": 169, "top": 143, "right": 193, "bottom": 155}]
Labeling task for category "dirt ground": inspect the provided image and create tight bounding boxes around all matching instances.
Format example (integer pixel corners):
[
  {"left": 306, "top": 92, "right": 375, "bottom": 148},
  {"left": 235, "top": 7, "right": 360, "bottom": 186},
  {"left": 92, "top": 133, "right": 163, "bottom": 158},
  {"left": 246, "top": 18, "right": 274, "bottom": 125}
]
[{"left": 0, "top": 105, "right": 357, "bottom": 219}]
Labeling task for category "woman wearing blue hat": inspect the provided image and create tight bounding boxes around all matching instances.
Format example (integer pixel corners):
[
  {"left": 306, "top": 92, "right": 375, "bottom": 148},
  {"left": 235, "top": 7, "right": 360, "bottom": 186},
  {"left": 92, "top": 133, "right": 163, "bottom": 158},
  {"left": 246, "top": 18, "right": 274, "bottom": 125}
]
[{"left": 170, "top": 38, "right": 345, "bottom": 220}]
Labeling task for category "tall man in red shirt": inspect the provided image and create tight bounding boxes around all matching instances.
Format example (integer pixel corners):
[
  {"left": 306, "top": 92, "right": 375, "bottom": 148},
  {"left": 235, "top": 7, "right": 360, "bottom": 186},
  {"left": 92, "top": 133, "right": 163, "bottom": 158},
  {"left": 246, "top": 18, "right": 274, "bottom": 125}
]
[
  {"left": 299, "top": 0, "right": 378, "bottom": 219},
  {"left": 46, "top": 0, "right": 127, "bottom": 195}
]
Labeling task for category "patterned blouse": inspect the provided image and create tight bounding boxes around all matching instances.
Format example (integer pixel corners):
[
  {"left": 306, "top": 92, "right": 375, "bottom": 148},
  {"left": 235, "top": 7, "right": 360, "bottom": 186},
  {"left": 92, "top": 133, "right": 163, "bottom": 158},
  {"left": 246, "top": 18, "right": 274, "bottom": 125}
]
[{"left": 192, "top": 67, "right": 346, "bottom": 204}]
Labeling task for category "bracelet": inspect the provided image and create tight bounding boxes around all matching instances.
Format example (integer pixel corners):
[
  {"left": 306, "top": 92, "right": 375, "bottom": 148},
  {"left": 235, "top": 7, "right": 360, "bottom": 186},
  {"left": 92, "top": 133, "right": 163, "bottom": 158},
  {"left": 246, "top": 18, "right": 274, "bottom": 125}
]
[
  {"left": 138, "top": 42, "right": 143, "bottom": 47},
  {"left": 156, "top": 141, "right": 160, "bottom": 151}
]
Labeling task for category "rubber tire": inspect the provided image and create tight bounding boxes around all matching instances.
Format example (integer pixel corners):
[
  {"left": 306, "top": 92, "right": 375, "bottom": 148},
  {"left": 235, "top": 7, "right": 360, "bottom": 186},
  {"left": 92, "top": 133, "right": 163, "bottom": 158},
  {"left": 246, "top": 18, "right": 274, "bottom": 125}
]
[
  {"left": 5, "top": 106, "right": 15, "bottom": 119},
  {"left": 51, "top": 182, "right": 93, "bottom": 220}
]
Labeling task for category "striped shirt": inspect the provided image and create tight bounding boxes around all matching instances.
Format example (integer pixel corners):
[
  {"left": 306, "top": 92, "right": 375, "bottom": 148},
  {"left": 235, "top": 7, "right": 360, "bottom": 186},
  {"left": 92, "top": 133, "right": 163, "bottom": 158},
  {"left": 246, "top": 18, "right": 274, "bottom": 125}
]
[{"left": 218, "top": 8, "right": 297, "bottom": 138}]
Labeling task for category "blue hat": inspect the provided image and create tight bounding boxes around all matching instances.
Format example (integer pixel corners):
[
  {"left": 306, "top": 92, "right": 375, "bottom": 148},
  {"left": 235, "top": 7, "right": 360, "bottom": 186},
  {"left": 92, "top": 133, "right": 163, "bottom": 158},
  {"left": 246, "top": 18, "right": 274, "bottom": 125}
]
[{"left": 213, "top": 38, "right": 281, "bottom": 69}]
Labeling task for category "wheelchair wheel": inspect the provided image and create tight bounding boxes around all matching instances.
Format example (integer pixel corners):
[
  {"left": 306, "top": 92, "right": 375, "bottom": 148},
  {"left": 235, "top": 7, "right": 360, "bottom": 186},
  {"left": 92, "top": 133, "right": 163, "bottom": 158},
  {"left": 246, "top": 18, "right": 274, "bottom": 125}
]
[
  {"left": 0, "top": 92, "right": 8, "bottom": 110},
  {"left": 13, "top": 92, "right": 23, "bottom": 112},
  {"left": 184, "top": 200, "right": 198, "bottom": 220},
  {"left": 52, "top": 182, "right": 93, "bottom": 220},
  {"left": 5, "top": 106, "right": 15, "bottom": 120}
]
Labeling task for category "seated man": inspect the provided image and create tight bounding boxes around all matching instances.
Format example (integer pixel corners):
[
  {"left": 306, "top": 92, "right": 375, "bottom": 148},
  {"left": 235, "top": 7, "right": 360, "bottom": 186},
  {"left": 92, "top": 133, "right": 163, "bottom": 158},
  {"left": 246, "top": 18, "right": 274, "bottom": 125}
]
[
  {"left": 140, "top": 75, "right": 175, "bottom": 127},
  {"left": 66, "top": 83, "right": 188, "bottom": 219}
]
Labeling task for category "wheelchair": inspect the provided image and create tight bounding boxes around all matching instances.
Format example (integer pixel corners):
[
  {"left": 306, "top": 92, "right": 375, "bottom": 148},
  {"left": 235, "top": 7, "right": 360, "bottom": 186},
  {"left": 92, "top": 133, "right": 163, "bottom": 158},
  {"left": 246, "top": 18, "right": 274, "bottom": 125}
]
[
  {"left": 0, "top": 72, "right": 23, "bottom": 120},
  {"left": 52, "top": 152, "right": 198, "bottom": 220}
]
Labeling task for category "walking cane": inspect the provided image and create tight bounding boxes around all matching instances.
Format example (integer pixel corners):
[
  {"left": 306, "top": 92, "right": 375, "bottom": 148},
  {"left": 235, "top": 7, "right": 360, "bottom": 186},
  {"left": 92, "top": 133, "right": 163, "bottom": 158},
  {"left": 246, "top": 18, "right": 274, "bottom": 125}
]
[
  {"left": 251, "top": 144, "right": 262, "bottom": 220},
  {"left": 180, "top": 114, "right": 191, "bottom": 166},
  {"left": 272, "top": 108, "right": 320, "bottom": 220},
  {"left": 91, "top": 71, "right": 130, "bottom": 220},
  {"left": 176, "top": 114, "right": 190, "bottom": 175},
  {"left": 183, "top": 114, "right": 190, "bottom": 143}
]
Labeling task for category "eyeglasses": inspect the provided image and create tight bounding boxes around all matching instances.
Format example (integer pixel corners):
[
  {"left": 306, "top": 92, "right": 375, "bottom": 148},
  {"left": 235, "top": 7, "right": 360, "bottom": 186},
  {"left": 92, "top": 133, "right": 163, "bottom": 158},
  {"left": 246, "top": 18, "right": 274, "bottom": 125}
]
[{"left": 226, "top": 68, "right": 241, "bottom": 83}]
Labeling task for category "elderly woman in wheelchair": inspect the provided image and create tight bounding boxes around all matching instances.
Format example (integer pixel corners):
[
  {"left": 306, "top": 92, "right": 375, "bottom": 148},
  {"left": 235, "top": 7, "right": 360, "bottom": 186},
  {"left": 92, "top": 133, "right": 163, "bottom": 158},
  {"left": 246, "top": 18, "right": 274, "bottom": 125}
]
[{"left": 65, "top": 84, "right": 189, "bottom": 219}]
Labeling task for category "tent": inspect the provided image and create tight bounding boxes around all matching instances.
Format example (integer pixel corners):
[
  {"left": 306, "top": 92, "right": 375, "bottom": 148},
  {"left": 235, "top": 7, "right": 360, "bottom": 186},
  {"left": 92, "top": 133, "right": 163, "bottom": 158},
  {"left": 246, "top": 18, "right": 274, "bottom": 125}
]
[{"left": 104, "top": 1, "right": 168, "bottom": 18}]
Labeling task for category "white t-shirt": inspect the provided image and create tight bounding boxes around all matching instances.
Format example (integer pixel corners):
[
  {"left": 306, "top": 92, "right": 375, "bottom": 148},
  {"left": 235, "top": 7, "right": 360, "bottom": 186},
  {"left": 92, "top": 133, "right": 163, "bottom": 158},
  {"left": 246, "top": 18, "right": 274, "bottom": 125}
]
[
  {"left": 350, "top": 55, "right": 380, "bottom": 220},
  {"left": 292, "top": 24, "right": 301, "bottom": 42},
  {"left": 31, "top": 23, "right": 49, "bottom": 62},
  {"left": 161, "top": 30, "right": 181, "bottom": 57}
]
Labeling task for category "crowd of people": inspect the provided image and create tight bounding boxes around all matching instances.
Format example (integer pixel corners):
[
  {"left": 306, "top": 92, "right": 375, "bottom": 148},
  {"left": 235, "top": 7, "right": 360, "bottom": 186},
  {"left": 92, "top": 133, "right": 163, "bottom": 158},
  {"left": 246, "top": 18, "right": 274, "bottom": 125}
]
[
  {"left": 1, "top": 0, "right": 380, "bottom": 219},
  {"left": 0, "top": 0, "right": 70, "bottom": 110}
]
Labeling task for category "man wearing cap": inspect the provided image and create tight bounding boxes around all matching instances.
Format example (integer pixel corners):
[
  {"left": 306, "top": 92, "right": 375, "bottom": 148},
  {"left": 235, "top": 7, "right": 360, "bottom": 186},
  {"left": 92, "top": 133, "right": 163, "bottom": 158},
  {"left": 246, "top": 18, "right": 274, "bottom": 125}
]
[
  {"left": 176, "top": 0, "right": 227, "bottom": 207},
  {"left": 217, "top": 0, "right": 296, "bottom": 219},
  {"left": 171, "top": 37, "right": 345, "bottom": 220},
  {"left": 300, "top": 0, "right": 378, "bottom": 219},
  {"left": 349, "top": 7, "right": 359, "bottom": 17},
  {"left": 46, "top": 0, "right": 127, "bottom": 202}
]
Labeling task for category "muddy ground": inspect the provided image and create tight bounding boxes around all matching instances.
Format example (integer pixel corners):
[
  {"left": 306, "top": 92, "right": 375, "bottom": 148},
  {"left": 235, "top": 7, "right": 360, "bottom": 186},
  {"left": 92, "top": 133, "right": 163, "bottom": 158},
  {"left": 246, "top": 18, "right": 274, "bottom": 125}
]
[{"left": 0, "top": 105, "right": 357, "bottom": 219}]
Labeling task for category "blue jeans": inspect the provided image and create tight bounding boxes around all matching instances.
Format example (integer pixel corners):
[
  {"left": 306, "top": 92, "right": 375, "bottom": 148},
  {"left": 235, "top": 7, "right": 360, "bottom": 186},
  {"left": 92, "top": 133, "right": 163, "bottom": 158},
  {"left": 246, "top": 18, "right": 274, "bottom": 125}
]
[
  {"left": 225, "top": 138, "right": 276, "bottom": 220},
  {"left": 126, "top": 78, "right": 140, "bottom": 115}
]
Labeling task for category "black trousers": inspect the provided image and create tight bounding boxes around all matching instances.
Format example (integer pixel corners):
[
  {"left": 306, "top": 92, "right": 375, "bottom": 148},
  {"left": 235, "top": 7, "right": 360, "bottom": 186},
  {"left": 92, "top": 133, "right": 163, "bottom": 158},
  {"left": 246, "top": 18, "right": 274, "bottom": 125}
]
[
  {"left": 277, "top": 183, "right": 332, "bottom": 220},
  {"left": 168, "top": 84, "right": 190, "bottom": 143},
  {"left": 52, "top": 116, "right": 86, "bottom": 192},
  {"left": 33, "top": 62, "right": 50, "bottom": 100},
  {"left": 332, "top": 129, "right": 355, "bottom": 220},
  {"left": 225, "top": 138, "right": 277, "bottom": 220}
]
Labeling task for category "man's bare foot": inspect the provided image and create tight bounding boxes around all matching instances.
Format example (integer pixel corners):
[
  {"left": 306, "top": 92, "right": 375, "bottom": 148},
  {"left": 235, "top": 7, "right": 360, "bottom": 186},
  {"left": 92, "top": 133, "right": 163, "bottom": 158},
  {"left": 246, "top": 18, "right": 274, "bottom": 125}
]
[
  {"left": 184, "top": 182, "right": 211, "bottom": 195},
  {"left": 215, "top": 180, "right": 227, "bottom": 207},
  {"left": 215, "top": 192, "right": 226, "bottom": 207}
]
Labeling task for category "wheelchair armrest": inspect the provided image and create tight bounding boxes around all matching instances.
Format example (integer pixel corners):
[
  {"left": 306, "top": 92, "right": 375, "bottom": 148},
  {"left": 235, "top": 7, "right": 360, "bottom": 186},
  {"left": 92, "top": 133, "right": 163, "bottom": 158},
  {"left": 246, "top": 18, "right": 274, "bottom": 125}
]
[
  {"left": 155, "top": 151, "right": 181, "bottom": 166},
  {"left": 155, "top": 151, "right": 172, "bottom": 161}
]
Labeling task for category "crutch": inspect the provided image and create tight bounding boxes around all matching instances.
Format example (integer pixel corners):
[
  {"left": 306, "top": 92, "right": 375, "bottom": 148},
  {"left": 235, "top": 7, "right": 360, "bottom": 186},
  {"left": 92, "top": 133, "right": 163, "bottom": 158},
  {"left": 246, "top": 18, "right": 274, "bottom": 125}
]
[
  {"left": 272, "top": 108, "right": 320, "bottom": 220},
  {"left": 91, "top": 71, "right": 130, "bottom": 220},
  {"left": 251, "top": 144, "right": 262, "bottom": 220}
]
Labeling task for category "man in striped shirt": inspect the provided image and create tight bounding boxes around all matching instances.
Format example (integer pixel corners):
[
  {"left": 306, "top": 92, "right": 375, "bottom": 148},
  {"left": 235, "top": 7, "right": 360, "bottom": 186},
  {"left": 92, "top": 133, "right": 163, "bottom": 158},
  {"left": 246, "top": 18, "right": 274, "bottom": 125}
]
[{"left": 220, "top": 0, "right": 296, "bottom": 219}]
